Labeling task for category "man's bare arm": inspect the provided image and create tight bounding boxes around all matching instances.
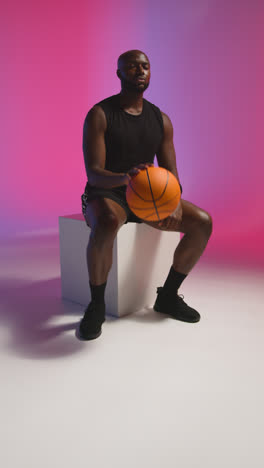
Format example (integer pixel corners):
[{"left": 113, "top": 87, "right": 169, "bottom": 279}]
[
  {"left": 156, "top": 112, "right": 181, "bottom": 188},
  {"left": 82, "top": 105, "right": 130, "bottom": 188}
]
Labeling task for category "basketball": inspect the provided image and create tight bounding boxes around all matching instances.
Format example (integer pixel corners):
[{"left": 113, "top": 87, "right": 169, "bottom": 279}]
[{"left": 126, "top": 166, "right": 181, "bottom": 221}]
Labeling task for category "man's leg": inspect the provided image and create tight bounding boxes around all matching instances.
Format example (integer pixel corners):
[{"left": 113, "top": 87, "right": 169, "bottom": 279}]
[
  {"left": 170, "top": 199, "right": 213, "bottom": 274},
  {"left": 85, "top": 198, "right": 128, "bottom": 284},
  {"left": 79, "top": 197, "right": 127, "bottom": 340},
  {"left": 144, "top": 199, "right": 213, "bottom": 273},
  {"left": 143, "top": 199, "right": 213, "bottom": 322}
]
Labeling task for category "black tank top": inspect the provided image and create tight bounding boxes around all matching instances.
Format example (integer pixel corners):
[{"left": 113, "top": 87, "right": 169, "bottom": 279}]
[
  {"left": 84, "top": 93, "right": 163, "bottom": 194},
  {"left": 99, "top": 92, "right": 163, "bottom": 171}
]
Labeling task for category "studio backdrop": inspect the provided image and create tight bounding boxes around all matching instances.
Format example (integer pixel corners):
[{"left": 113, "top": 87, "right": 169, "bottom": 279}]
[{"left": 1, "top": 0, "right": 263, "bottom": 265}]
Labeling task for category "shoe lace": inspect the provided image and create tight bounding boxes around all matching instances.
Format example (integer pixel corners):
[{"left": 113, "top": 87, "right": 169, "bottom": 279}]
[{"left": 157, "top": 287, "right": 185, "bottom": 301}]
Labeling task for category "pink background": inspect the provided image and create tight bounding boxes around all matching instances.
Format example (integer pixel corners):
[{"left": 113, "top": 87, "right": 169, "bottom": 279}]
[{"left": 1, "top": 0, "right": 263, "bottom": 265}]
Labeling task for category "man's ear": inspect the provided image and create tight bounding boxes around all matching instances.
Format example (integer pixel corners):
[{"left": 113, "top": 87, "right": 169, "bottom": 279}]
[{"left": 116, "top": 69, "right": 121, "bottom": 79}]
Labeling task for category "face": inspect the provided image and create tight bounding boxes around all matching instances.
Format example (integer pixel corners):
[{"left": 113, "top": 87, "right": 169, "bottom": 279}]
[{"left": 117, "top": 52, "right": 151, "bottom": 93}]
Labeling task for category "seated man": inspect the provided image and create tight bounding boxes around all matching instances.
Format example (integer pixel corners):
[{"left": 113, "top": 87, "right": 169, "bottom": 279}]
[{"left": 79, "top": 49, "right": 213, "bottom": 340}]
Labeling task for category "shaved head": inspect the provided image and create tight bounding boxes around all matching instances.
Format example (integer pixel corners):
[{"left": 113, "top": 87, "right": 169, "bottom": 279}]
[
  {"left": 116, "top": 49, "right": 151, "bottom": 94},
  {"left": 117, "top": 50, "right": 149, "bottom": 68}
]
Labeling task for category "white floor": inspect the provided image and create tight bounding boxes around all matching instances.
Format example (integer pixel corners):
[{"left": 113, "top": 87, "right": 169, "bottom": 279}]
[{"left": 0, "top": 231, "right": 264, "bottom": 468}]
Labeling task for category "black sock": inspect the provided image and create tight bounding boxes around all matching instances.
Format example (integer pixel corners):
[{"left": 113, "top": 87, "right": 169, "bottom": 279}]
[
  {"left": 89, "top": 281, "right": 107, "bottom": 304},
  {"left": 162, "top": 266, "right": 187, "bottom": 294}
]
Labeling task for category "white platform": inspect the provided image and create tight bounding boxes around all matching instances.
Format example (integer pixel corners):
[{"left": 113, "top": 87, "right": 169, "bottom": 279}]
[{"left": 58, "top": 214, "right": 180, "bottom": 317}]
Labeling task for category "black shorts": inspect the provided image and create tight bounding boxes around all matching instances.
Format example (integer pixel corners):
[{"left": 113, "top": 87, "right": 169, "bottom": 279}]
[{"left": 81, "top": 184, "right": 143, "bottom": 226}]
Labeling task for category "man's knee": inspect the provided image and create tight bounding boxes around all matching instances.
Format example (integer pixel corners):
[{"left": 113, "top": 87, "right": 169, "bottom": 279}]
[
  {"left": 93, "top": 211, "right": 120, "bottom": 236},
  {"left": 197, "top": 209, "right": 213, "bottom": 235}
]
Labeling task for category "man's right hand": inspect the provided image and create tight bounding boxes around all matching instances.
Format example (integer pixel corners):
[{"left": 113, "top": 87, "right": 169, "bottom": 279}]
[{"left": 126, "top": 163, "right": 154, "bottom": 182}]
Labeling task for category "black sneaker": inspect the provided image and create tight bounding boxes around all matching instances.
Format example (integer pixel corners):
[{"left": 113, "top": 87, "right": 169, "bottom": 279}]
[
  {"left": 153, "top": 287, "right": 200, "bottom": 323},
  {"left": 78, "top": 301, "right": 105, "bottom": 340}
]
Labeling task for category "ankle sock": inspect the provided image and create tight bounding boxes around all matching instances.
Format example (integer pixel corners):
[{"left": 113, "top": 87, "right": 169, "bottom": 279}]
[
  {"left": 89, "top": 281, "right": 107, "bottom": 304},
  {"left": 162, "top": 266, "right": 187, "bottom": 294}
]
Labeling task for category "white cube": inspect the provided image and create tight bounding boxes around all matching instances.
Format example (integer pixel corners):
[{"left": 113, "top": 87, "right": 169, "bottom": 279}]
[{"left": 58, "top": 214, "right": 180, "bottom": 317}]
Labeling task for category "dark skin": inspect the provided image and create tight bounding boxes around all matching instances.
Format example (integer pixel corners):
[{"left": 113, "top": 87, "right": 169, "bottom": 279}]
[{"left": 83, "top": 50, "right": 213, "bottom": 284}]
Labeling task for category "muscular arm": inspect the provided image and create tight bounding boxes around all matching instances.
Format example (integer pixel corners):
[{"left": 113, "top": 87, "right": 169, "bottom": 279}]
[
  {"left": 82, "top": 105, "right": 129, "bottom": 188},
  {"left": 156, "top": 112, "right": 181, "bottom": 188}
]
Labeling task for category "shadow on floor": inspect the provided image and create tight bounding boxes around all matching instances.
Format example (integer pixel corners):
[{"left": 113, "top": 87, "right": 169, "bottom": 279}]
[
  {"left": 0, "top": 276, "right": 166, "bottom": 359},
  {"left": 0, "top": 277, "right": 91, "bottom": 359}
]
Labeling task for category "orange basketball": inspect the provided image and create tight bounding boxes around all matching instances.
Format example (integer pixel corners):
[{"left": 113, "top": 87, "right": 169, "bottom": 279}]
[{"left": 126, "top": 166, "right": 181, "bottom": 221}]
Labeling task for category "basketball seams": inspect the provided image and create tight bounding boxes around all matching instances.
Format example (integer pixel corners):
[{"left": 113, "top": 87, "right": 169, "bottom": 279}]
[
  {"left": 128, "top": 180, "right": 148, "bottom": 201},
  {"left": 154, "top": 169, "right": 170, "bottom": 201},
  {"left": 156, "top": 194, "right": 180, "bottom": 209},
  {"left": 128, "top": 194, "right": 179, "bottom": 211},
  {"left": 142, "top": 209, "right": 176, "bottom": 221},
  {"left": 126, "top": 166, "right": 180, "bottom": 222},
  {"left": 146, "top": 167, "right": 160, "bottom": 221},
  {"left": 127, "top": 204, "right": 173, "bottom": 220},
  {"left": 128, "top": 169, "right": 174, "bottom": 202}
]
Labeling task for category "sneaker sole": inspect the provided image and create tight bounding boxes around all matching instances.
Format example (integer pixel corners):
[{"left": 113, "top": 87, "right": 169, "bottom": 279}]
[{"left": 76, "top": 327, "right": 102, "bottom": 341}]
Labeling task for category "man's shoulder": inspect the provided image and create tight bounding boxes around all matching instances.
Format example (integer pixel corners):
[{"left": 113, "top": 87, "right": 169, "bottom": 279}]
[
  {"left": 143, "top": 97, "right": 164, "bottom": 117},
  {"left": 84, "top": 94, "right": 118, "bottom": 125},
  {"left": 95, "top": 93, "right": 119, "bottom": 108},
  {"left": 143, "top": 98, "right": 165, "bottom": 129}
]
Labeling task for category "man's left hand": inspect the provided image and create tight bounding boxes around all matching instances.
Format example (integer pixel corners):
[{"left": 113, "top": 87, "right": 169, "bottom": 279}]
[{"left": 158, "top": 200, "right": 182, "bottom": 230}]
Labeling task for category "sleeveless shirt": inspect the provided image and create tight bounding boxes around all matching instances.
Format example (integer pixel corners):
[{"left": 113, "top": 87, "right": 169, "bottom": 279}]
[{"left": 84, "top": 92, "right": 164, "bottom": 193}]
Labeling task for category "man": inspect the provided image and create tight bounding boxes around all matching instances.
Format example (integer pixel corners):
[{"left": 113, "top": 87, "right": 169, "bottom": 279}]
[{"left": 79, "top": 49, "right": 213, "bottom": 340}]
